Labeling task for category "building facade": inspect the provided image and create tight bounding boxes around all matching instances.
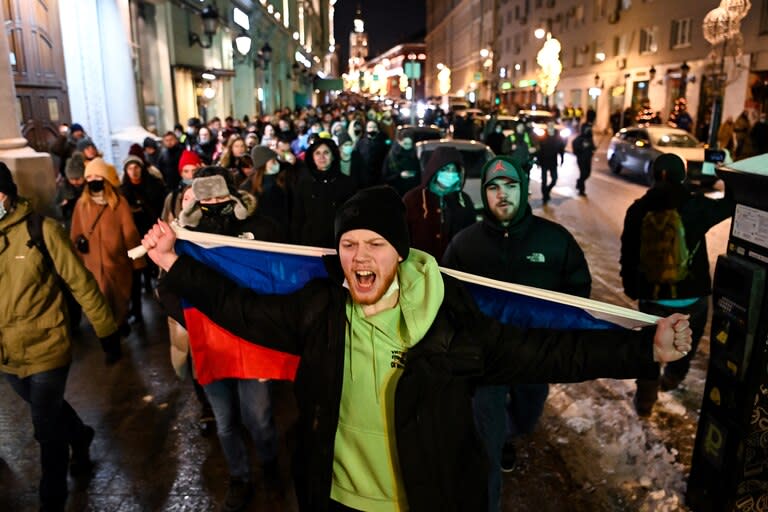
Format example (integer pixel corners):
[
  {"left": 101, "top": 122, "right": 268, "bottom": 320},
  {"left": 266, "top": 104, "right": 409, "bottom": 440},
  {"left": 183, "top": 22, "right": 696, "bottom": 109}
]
[
  {"left": 2, "top": 0, "right": 335, "bottom": 209},
  {"left": 427, "top": 0, "right": 768, "bottom": 137}
]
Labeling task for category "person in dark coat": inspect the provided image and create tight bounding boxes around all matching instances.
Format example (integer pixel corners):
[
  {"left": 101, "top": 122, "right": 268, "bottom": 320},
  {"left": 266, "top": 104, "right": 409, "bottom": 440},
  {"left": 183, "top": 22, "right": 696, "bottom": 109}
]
[
  {"left": 121, "top": 155, "right": 166, "bottom": 321},
  {"left": 50, "top": 123, "right": 86, "bottom": 178},
  {"left": 336, "top": 132, "right": 365, "bottom": 188},
  {"left": 193, "top": 127, "right": 216, "bottom": 165},
  {"left": 241, "top": 146, "right": 293, "bottom": 228},
  {"left": 56, "top": 152, "right": 86, "bottom": 228},
  {"left": 158, "top": 131, "right": 185, "bottom": 192},
  {"left": 354, "top": 120, "right": 390, "bottom": 186},
  {"left": 443, "top": 156, "right": 591, "bottom": 511},
  {"left": 402, "top": 146, "right": 477, "bottom": 260},
  {"left": 381, "top": 131, "right": 421, "bottom": 196},
  {"left": 572, "top": 124, "right": 596, "bottom": 196},
  {"left": 140, "top": 185, "right": 692, "bottom": 512},
  {"left": 290, "top": 138, "right": 357, "bottom": 248},
  {"left": 620, "top": 153, "right": 735, "bottom": 416},
  {"left": 538, "top": 122, "right": 566, "bottom": 203},
  {"left": 484, "top": 123, "right": 506, "bottom": 155}
]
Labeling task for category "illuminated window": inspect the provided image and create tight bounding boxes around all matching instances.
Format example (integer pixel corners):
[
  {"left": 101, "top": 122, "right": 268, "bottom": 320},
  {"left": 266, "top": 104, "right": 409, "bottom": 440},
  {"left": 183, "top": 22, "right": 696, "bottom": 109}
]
[
  {"left": 639, "top": 26, "right": 658, "bottom": 54},
  {"left": 671, "top": 18, "right": 692, "bottom": 48}
]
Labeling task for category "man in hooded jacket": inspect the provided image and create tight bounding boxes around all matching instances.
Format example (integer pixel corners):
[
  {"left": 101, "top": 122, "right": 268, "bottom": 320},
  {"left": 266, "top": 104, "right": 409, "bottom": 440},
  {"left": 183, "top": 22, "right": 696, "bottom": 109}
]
[
  {"left": 442, "top": 156, "right": 591, "bottom": 511},
  {"left": 620, "top": 153, "right": 735, "bottom": 416},
  {"left": 140, "top": 185, "right": 692, "bottom": 512},
  {"left": 402, "top": 146, "right": 477, "bottom": 260}
]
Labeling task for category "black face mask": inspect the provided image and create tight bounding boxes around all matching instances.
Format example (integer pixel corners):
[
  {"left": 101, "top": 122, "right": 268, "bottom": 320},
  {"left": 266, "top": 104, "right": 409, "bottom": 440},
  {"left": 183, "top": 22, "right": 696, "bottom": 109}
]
[
  {"left": 200, "top": 200, "right": 235, "bottom": 217},
  {"left": 354, "top": 128, "right": 362, "bottom": 136},
  {"left": 87, "top": 180, "right": 105, "bottom": 193}
]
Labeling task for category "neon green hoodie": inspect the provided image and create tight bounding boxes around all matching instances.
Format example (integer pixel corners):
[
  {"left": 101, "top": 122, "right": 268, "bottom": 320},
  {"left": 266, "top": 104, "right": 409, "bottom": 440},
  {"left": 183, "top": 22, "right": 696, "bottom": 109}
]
[{"left": 331, "top": 249, "right": 445, "bottom": 511}]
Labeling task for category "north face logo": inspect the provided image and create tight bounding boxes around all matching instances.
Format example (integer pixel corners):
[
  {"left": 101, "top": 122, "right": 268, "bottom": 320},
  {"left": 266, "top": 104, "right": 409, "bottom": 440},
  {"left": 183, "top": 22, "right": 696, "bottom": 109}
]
[{"left": 526, "top": 252, "right": 546, "bottom": 263}]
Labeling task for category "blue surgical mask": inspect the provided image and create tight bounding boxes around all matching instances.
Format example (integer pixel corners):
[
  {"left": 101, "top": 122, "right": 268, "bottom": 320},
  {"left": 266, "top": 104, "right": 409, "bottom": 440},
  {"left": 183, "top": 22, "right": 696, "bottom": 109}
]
[
  {"left": 182, "top": 178, "right": 194, "bottom": 186},
  {"left": 435, "top": 169, "right": 461, "bottom": 189}
]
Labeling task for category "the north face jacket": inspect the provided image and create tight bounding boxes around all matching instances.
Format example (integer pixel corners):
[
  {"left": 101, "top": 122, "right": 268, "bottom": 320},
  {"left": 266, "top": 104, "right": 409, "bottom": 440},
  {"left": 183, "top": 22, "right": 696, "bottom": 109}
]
[
  {"left": 163, "top": 250, "right": 658, "bottom": 511},
  {"left": 0, "top": 198, "right": 116, "bottom": 377}
]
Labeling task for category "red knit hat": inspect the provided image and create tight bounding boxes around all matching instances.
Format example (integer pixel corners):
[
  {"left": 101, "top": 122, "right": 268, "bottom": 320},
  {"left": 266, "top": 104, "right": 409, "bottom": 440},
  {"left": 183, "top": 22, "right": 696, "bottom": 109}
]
[{"left": 178, "top": 150, "right": 203, "bottom": 173}]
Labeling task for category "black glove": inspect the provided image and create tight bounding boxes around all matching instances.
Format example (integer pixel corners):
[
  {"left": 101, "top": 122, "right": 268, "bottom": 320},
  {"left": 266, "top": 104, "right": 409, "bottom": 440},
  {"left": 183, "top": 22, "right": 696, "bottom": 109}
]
[{"left": 99, "top": 332, "right": 122, "bottom": 366}]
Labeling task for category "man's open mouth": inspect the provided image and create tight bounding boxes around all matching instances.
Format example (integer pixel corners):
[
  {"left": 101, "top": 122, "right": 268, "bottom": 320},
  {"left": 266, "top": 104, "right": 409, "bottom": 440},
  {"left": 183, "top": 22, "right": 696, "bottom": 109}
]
[{"left": 355, "top": 270, "right": 376, "bottom": 289}]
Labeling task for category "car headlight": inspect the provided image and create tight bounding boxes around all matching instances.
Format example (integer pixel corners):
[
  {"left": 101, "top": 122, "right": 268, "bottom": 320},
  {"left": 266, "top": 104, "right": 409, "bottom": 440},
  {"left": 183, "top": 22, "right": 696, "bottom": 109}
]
[
  {"left": 559, "top": 128, "right": 572, "bottom": 138},
  {"left": 533, "top": 127, "right": 546, "bottom": 137}
]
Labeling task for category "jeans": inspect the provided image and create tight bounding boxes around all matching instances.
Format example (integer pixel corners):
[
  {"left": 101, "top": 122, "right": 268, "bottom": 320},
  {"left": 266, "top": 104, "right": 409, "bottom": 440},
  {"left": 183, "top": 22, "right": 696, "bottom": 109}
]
[
  {"left": 204, "top": 378, "right": 277, "bottom": 480},
  {"left": 638, "top": 297, "right": 709, "bottom": 382},
  {"left": 473, "top": 383, "right": 550, "bottom": 512},
  {"left": 5, "top": 365, "right": 89, "bottom": 508}
]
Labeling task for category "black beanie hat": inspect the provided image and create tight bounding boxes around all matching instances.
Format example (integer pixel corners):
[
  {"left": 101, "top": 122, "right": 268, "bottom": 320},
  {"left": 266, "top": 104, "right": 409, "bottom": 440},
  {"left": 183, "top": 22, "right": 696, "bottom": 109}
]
[
  {"left": 0, "top": 162, "right": 17, "bottom": 198},
  {"left": 334, "top": 185, "right": 410, "bottom": 260}
]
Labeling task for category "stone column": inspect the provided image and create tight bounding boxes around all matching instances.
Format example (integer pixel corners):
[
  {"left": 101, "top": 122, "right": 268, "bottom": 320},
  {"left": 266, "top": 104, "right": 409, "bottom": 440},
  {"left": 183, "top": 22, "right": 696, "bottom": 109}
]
[
  {"left": 0, "top": 18, "right": 55, "bottom": 214},
  {"left": 59, "top": 0, "right": 156, "bottom": 168}
]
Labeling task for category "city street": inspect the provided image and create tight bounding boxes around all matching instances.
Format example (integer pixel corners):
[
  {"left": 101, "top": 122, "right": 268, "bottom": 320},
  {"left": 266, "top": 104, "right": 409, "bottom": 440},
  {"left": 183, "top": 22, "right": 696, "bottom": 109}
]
[{"left": 0, "top": 139, "right": 731, "bottom": 512}]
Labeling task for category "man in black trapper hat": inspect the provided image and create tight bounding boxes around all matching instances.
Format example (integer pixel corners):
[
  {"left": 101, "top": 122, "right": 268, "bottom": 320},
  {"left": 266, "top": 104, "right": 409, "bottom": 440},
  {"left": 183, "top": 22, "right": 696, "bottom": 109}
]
[{"left": 142, "top": 184, "right": 693, "bottom": 512}]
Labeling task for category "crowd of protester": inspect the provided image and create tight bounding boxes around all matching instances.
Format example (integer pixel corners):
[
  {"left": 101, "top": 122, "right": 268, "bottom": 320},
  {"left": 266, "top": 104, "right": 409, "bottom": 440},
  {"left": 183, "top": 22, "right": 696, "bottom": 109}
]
[{"left": 1, "top": 94, "right": 750, "bottom": 512}]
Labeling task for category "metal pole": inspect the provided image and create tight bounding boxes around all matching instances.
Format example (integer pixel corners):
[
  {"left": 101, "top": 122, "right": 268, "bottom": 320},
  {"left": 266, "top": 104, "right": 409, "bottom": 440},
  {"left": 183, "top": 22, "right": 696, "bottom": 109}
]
[{"left": 410, "top": 78, "right": 416, "bottom": 126}]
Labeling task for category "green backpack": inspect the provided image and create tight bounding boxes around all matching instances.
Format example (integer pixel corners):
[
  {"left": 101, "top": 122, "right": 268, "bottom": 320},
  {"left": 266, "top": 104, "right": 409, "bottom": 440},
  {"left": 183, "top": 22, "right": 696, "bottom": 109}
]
[{"left": 638, "top": 209, "right": 698, "bottom": 298}]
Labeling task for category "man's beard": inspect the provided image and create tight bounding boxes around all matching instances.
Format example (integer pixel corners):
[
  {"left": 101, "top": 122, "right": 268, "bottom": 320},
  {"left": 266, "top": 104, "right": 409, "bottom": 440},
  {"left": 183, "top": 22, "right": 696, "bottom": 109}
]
[{"left": 346, "top": 263, "right": 398, "bottom": 306}]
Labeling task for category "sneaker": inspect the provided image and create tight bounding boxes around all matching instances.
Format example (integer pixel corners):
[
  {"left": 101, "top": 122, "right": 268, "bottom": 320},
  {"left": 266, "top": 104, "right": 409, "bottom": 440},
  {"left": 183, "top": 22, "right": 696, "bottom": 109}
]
[
  {"left": 500, "top": 441, "right": 517, "bottom": 473},
  {"left": 198, "top": 412, "right": 216, "bottom": 438},
  {"left": 634, "top": 380, "right": 659, "bottom": 417},
  {"left": 222, "top": 478, "right": 253, "bottom": 512},
  {"left": 660, "top": 372, "right": 684, "bottom": 392},
  {"left": 70, "top": 425, "right": 95, "bottom": 476}
]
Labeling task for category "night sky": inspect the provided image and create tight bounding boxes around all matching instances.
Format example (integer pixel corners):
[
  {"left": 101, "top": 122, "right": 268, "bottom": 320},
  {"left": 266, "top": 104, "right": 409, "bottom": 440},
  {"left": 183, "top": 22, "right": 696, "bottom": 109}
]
[{"left": 334, "top": 0, "right": 426, "bottom": 74}]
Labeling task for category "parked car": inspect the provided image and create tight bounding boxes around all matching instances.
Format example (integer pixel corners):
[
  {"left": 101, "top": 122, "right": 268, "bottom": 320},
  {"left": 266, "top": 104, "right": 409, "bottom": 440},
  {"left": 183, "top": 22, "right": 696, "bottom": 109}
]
[
  {"left": 394, "top": 124, "right": 445, "bottom": 143},
  {"left": 607, "top": 126, "right": 731, "bottom": 186},
  {"left": 415, "top": 139, "right": 496, "bottom": 210}
]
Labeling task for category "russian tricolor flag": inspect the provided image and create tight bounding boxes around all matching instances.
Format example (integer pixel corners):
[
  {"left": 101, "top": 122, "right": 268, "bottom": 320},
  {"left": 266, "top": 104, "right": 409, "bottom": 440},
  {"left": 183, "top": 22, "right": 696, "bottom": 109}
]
[{"left": 173, "top": 227, "right": 658, "bottom": 385}]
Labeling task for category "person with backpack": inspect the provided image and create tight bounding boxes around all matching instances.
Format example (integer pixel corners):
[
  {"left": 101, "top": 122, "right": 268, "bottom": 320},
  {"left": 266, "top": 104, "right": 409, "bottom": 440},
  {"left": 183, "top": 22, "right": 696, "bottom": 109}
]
[
  {"left": 620, "top": 153, "right": 736, "bottom": 416},
  {"left": 0, "top": 162, "right": 120, "bottom": 512}
]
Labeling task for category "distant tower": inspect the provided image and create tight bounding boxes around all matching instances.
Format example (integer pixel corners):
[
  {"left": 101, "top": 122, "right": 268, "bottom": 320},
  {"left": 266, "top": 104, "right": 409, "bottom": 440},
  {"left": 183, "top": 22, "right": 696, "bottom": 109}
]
[{"left": 348, "top": 4, "right": 368, "bottom": 74}]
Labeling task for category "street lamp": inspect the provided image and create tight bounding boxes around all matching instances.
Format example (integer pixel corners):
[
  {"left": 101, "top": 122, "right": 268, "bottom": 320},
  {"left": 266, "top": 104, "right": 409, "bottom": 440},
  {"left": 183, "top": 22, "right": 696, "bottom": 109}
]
[{"left": 188, "top": 4, "right": 219, "bottom": 49}]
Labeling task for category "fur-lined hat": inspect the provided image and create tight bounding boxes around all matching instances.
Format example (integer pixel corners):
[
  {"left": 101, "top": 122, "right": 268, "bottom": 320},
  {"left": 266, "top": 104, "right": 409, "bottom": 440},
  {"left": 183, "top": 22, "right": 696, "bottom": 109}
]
[{"left": 178, "top": 175, "right": 250, "bottom": 228}]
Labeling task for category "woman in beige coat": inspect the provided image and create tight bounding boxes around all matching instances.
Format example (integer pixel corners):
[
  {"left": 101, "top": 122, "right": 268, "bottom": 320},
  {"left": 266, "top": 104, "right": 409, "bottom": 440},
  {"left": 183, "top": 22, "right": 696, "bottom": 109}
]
[{"left": 71, "top": 157, "right": 144, "bottom": 329}]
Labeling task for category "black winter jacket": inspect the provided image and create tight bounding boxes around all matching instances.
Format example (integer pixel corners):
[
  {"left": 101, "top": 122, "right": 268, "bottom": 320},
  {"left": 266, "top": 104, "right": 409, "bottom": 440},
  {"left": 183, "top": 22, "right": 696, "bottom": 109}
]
[
  {"left": 620, "top": 183, "right": 735, "bottom": 300},
  {"left": 443, "top": 211, "right": 591, "bottom": 297},
  {"left": 164, "top": 254, "right": 658, "bottom": 511},
  {"left": 290, "top": 140, "right": 357, "bottom": 248}
]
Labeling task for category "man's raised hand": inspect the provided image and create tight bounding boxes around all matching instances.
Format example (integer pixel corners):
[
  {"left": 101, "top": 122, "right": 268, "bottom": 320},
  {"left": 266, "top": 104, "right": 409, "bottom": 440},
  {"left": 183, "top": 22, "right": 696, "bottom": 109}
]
[
  {"left": 142, "top": 220, "right": 179, "bottom": 272},
  {"left": 652, "top": 313, "right": 692, "bottom": 363}
]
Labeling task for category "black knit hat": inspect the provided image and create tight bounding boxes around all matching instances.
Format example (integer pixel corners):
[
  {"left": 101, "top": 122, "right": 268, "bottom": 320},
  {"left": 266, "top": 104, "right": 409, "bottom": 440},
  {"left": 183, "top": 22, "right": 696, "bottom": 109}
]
[
  {"left": 334, "top": 185, "right": 410, "bottom": 260},
  {"left": 0, "top": 162, "right": 17, "bottom": 198},
  {"left": 652, "top": 153, "right": 686, "bottom": 184}
]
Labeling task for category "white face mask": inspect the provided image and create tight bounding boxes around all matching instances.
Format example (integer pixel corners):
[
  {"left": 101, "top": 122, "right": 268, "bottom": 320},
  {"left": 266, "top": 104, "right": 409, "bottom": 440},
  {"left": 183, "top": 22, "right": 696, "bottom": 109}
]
[
  {"left": 266, "top": 161, "right": 281, "bottom": 175},
  {"left": 341, "top": 144, "right": 354, "bottom": 157},
  {"left": 0, "top": 198, "right": 7, "bottom": 220}
]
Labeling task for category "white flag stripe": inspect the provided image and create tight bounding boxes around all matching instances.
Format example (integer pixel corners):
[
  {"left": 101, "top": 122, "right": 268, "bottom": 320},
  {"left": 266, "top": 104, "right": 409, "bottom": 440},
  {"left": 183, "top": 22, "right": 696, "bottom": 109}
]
[
  {"left": 440, "top": 267, "right": 659, "bottom": 326},
  {"left": 169, "top": 225, "right": 659, "bottom": 328}
]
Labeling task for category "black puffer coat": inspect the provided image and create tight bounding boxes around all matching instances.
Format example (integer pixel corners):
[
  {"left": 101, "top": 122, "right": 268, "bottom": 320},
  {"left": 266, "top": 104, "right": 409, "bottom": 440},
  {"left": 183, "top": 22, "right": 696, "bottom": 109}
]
[{"left": 164, "top": 254, "right": 658, "bottom": 512}]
